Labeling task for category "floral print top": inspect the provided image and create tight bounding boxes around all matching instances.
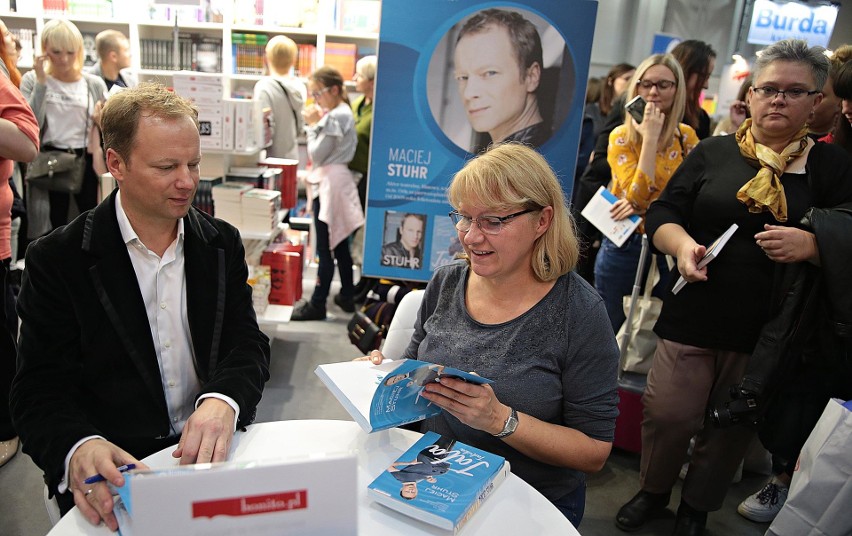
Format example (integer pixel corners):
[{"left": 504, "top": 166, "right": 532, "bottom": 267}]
[{"left": 607, "top": 123, "right": 699, "bottom": 232}]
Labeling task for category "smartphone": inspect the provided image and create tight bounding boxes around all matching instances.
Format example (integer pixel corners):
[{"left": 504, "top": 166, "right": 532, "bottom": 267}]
[{"left": 625, "top": 95, "right": 646, "bottom": 124}]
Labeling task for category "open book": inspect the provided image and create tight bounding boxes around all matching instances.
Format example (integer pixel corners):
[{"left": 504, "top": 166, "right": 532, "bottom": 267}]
[
  {"left": 315, "top": 359, "right": 493, "bottom": 433},
  {"left": 580, "top": 186, "right": 641, "bottom": 247},
  {"left": 367, "top": 431, "right": 510, "bottom": 533},
  {"left": 672, "top": 223, "right": 739, "bottom": 294}
]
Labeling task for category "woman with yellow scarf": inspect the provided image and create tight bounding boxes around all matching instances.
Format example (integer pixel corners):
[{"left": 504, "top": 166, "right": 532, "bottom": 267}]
[{"left": 616, "top": 39, "right": 852, "bottom": 536}]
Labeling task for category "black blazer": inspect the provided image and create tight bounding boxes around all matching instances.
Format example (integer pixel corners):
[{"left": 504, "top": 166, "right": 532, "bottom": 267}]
[{"left": 11, "top": 191, "right": 271, "bottom": 494}]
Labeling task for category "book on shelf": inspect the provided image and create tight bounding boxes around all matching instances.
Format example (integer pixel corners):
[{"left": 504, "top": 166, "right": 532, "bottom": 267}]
[
  {"left": 367, "top": 431, "right": 510, "bottom": 533},
  {"left": 580, "top": 186, "right": 641, "bottom": 247},
  {"left": 315, "top": 359, "right": 494, "bottom": 433},
  {"left": 672, "top": 223, "right": 739, "bottom": 295},
  {"left": 323, "top": 42, "right": 357, "bottom": 80}
]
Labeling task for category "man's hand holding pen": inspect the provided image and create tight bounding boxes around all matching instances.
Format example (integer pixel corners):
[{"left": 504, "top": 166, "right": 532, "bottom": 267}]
[{"left": 69, "top": 439, "right": 146, "bottom": 531}]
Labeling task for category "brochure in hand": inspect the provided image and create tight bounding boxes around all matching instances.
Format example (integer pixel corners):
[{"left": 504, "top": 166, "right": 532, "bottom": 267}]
[
  {"left": 314, "top": 359, "right": 494, "bottom": 433},
  {"left": 367, "top": 431, "right": 511, "bottom": 533},
  {"left": 580, "top": 186, "right": 641, "bottom": 247},
  {"left": 672, "top": 223, "right": 739, "bottom": 294}
]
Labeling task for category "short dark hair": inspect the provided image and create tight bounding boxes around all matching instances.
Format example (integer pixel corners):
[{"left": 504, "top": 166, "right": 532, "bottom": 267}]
[
  {"left": 101, "top": 82, "right": 199, "bottom": 165},
  {"left": 754, "top": 39, "right": 829, "bottom": 92},
  {"left": 456, "top": 8, "right": 542, "bottom": 82}
]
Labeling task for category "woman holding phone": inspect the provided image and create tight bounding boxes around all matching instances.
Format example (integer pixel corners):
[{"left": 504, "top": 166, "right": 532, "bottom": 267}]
[
  {"left": 593, "top": 53, "right": 699, "bottom": 331},
  {"left": 20, "top": 19, "right": 107, "bottom": 235}
]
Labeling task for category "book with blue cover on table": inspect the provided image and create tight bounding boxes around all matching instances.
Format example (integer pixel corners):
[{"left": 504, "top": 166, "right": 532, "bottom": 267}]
[
  {"left": 367, "top": 431, "right": 510, "bottom": 533},
  {"left": 315, "top": 359, "right": 494, "bottom": 433}
]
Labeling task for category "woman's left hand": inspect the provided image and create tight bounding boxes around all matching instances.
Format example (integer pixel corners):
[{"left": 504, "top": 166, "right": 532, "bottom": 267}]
[
  {"left": 755, "top": 224, "right": 819, "bottom": 264},
  {"left": 421, "top": 377, "right": 507, "bottom": 435},
  {"left": 610, "top": 198, "right": 638, "bottom": 221}
]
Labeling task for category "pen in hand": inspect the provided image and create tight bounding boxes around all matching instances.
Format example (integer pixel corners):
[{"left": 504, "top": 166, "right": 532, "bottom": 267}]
[{"left": 83, "top": 463, "right": 137, "bottom": 484}]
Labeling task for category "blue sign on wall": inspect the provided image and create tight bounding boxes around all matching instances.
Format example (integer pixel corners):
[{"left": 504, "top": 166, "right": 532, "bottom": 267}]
[
  {"left": 362, "top": 0, "right": 598, "bottom": 281},
  {"left": 747, "top": 0, "right": 838, "bottom": 48}
]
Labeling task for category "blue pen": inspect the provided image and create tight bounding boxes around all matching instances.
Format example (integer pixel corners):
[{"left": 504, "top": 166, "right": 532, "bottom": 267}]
[{"left": 83, "top": 463, "right": 137, "bottom": 485}]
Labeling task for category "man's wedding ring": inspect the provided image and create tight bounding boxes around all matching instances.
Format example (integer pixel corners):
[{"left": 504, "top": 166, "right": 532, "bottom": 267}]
[{"left": 84, "top": 488, "right": 94, "bottom": 496}]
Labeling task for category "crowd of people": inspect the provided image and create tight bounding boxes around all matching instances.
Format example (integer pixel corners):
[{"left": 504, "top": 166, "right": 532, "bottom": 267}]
[{"left": 1, "top": 11, "right": 852, "bottom": 536}]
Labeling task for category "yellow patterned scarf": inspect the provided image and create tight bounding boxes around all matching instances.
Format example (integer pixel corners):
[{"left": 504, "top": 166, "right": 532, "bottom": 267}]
[{"left": 734, "top": 118, "right": 809, "bottom": 222}]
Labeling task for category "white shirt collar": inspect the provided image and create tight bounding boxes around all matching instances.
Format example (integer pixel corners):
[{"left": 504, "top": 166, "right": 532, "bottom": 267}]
[{"left": 115, "top": 189, "right": 185, "bottom": 248}]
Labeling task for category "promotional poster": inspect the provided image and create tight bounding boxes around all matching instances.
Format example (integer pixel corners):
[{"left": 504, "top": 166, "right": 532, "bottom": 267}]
[{"left": 363, "top": 0, "right": 598, "bottom": 281}]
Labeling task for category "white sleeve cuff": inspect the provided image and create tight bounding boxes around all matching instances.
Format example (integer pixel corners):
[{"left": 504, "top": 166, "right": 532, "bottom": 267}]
[
  {"left": 58, "top": 436, "right": 106, "bottom": 494},
  {"left": 196, "top": 393, "right": 240, "bottom": 432}
]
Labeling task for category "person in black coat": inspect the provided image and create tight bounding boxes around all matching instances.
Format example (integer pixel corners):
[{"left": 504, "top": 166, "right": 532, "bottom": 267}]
[{"left": 10, "top": 83, "right": 271, "bottom": 530}]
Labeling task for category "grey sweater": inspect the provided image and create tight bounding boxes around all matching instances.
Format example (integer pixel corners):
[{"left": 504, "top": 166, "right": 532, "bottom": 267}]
[{"left": 405, "top": 261, "right": 619, "bottom": 501}]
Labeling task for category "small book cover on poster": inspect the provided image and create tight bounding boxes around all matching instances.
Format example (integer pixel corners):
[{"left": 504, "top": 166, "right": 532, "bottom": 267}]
[
  {"left": 580, "top": 186, "right": 642, "bottom": 247},
  {"left": 315, "top": 359, "right": 494, "bottom": 433},
  {"left": 672, "top": 223, "right": 739, "bottom": 294},
  {"left": 367, "top": 431, "right": 511, "bottom": 533}
]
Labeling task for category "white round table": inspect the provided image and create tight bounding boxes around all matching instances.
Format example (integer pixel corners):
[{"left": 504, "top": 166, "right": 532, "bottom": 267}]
[{"left": 48, "top": 420, "right": 579, "bottom": 535}]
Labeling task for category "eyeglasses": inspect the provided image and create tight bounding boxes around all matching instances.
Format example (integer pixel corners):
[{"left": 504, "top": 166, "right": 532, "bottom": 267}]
[
  {"left": 752, "top": 86, "right": 819, "bottom": 100},
  {"left": 310, "top": 86, "right": 331, "bottom": 100},
  {"left": 448, "top": 209, "right": 537, "bottom": 235},
  {"left": 637, "top": 79, "right": 677, "bottom": 91}
]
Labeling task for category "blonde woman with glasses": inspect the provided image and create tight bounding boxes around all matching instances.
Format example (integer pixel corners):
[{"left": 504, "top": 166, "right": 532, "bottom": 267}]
[
  {"left": 593, "top": 53, "right": 699, "bottom": 332},
  {"left": 366, "top": 143, "right": 619, "bottom": 528}
]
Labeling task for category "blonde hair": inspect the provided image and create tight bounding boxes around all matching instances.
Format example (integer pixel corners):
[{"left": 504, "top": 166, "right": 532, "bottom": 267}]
[
  {"left": 624, "top": 54, "right": 687, "bottom": 149},
  {"left": 95, "top": 29, "right": 128, "bottom": 59},
  {"left": 265, "top": 35, "right": 297, "bottom": 74},
  {"left": 101, "top": 82, "right": 199, "bottom": 164},
  {"left": 448, "top": 143, "right": 579, "bottom": 281},
  {"left": 41, "top": 19, "right": 85, "bottom": 75},
  {"left": 355, "top": 55, "right": 377, "bottom": 81}
]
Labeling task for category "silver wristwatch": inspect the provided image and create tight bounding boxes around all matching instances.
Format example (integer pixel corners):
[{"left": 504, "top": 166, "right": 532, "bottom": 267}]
[{"left": 494, "top": 407, "right": 518, "bottom": 438}]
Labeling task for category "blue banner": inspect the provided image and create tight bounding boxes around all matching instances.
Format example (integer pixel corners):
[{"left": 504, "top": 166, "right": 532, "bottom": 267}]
[{"left": 363, "top": 0, "right": 598, "bottom": 281}]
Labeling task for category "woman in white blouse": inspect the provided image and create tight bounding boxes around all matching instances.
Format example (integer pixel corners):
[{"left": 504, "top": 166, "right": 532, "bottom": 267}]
[
  {"left": 291, "top": 66, "right": 364, "bottom": 321},
  {"left": 20, "top": 19, "right": 107, "bottom": 235}
]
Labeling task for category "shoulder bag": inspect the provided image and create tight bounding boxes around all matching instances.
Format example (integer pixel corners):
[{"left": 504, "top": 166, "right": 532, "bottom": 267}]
[{"left": 26, "top": 90, "right": 92, "bottom": 194}]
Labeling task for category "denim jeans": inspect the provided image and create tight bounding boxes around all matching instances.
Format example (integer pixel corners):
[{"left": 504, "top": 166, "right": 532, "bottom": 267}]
[
  {"left": 551, "top": 482, "right": 586, "bottom": 528},
  {"left": 310, "top": 197, "right": 354, "bottom": 307},
  {"left": 593, "top": 233, "right": 670, "bottom": 332}
]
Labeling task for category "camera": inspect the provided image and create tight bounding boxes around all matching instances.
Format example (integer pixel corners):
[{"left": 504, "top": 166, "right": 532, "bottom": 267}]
[
  {"left": 625, "top": 95, "right": 646, "bottom": 124},
  {"left": 709, "top": 386, "right": 760, "bottom": 428}
]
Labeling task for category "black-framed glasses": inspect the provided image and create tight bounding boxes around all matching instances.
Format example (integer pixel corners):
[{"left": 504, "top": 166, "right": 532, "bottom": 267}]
[
  {"left": 448, "top": 209, "right": 537, "bottom": 235},
  {"left": 310, "top": 86, "right": 331, "bottom": 100},
  {"left": 752, "top": 86, "right": 819, "bottom": 100},
  {"left": 637, "top": 79, "right": 677, "bottom": 91}
]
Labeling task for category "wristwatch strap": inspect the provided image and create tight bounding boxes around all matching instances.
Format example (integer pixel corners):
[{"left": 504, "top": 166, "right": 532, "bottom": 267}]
[{"left": 494, "top": 407, "right": 518, "bottom": 438}]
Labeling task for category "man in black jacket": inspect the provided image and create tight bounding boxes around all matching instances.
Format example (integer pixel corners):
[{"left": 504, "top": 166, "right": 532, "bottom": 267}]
[{"left": 11, "top": 83, "right": 271, "bottom": 530}]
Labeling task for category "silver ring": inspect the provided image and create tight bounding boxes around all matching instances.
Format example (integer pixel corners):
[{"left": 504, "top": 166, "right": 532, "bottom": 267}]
[{"left": 84, "top": 488, "right": 94, "bottom": 497}]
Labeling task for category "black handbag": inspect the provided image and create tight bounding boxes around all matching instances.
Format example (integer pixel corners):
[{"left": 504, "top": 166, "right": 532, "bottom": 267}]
[
  {"left": 26, "top": 91, "right": 92, "bottom": 194},
  {"left": 347, "top": 308, "right": 386, "bottom": 354},
  {"left": 26, "top": 149, "right": 85, "bottom": 193}
]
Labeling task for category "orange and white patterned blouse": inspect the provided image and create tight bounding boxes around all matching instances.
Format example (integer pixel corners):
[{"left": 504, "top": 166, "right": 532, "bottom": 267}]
[{"left": 607, "top": 123, "right": 699, "bottom": 233}]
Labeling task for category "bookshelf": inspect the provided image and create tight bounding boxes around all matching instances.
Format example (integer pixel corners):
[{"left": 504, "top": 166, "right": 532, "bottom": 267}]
[{"left": 1, "top": 0, "right": 379, "bottom": 95}]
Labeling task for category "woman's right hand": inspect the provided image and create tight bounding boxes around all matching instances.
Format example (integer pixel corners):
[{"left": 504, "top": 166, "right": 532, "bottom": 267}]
[
  {"left": 353, "top": 349, "right": 386, "bottom": 364},
  {"left": 635, "top": 101, "right": 665, "bottom": 142},
  {"left": 676, "top": 240, "right": 708, "bottom": 284},
  {"left": 34, "top": 54, "right": 47, "bottom": 84}
]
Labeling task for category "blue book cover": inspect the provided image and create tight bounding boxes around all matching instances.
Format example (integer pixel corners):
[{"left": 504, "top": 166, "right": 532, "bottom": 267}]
[
  {"left": 315, "top": 359, "right": 493, "bottom": 433},
  {"left": 367, "top": 431, "right": 511, "bottom": 532}
]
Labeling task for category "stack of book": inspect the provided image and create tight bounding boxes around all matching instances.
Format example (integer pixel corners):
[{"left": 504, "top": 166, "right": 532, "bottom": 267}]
[
  {"left": 227, "top": 166, "right": 281, "bottom": 191},
  {"left": 211, "top": 182, "right": 253, "bottom": 226},
  {"left": 192, "top": 176, "right": 223, "bottom": 217},
  {"left": 241, "top": 189, "right": 281, "bottom": 234},
  {"left": 173, "top": 72, "right": 225, "bottom": 150}
]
